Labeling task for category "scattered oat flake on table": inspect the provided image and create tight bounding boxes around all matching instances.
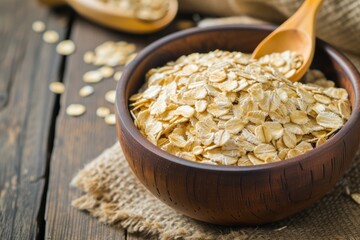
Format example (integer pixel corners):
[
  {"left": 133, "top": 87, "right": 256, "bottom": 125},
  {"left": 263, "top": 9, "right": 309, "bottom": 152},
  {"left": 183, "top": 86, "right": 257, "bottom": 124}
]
[
  {"left": 43, "top": 30, "right": 59, "bottom": 44},
  {"left": 105, "top": 90, "right": 116, "bottom": 104},
  {"left": 96, "top": 107, "right": 110, "bottom": 118},
  {"left": 83, "top": 70, "right": 103, "bottom": 83},
  {"left": 99, "top": 66, "right": 114, "bottom": 78},
  {"left": 350, "top": 193, "right": 360, "bottom": 205},
  {"left": 114, "top": 71, "right": 123, "bottom": 81},
  {"left": 126, "top": 53, "right": 137, "bottom": 65},
  {"left": 49, "top": 82, "right": 65, "bottom": 94},
  {"left": 56, "top": 40, "right": 76, "bottom": 56},
  {"left": 32, "top": 21, "right": 46, "bottom": 33},
  {"left": 105, "top": 114, "right": 116, "bottom": 125},
  {"left": 79, "top": 85, "right": 94, "bottom": 97},
  {"left": 66, "top": 104, "right": 86, "bottom": 117},
  {"left": 83, "top": 51, "right": 95, "bottom": 64},
  {"left": 92, "top": 41, "right": 137, "bottom": 67}
]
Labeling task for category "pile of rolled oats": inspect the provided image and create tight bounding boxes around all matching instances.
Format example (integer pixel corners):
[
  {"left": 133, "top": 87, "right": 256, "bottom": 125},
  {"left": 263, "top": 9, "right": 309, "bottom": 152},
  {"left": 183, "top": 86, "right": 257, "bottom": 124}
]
[
  {"left": 96, "top": 0, "right": 169, "bottom": 21},
  {"left": 129, "top": 50, "right": 351, "bottom": 166}
]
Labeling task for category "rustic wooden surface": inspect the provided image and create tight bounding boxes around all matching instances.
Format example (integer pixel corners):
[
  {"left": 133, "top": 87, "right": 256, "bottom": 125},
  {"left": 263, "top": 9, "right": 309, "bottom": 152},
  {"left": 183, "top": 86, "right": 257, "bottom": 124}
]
[
  {"left": 0, "top": 0, "right": 192, "bottom": 239},
  {"left": 0, "top": 0, "right": 69, "bottom": 239}
]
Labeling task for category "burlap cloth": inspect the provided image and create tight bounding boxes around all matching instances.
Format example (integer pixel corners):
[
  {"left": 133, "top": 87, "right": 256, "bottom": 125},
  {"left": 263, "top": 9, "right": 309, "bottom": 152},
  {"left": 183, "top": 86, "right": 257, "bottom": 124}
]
[{"left": 71, "top": 1, "right": 360, "bottom": 239}]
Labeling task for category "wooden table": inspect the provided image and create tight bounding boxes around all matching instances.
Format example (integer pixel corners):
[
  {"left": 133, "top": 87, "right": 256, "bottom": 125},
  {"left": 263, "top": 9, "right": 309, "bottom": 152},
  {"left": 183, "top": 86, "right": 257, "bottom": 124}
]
[{"left": 0, "top": 1, "right": 194, "bottom": 239}]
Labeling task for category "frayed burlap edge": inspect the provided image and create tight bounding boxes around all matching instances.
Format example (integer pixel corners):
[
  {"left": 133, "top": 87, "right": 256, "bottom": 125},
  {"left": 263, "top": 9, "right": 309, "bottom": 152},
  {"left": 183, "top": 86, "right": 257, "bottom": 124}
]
[
  {"left": 70, "top": 144, "right": 253, "bottom": 240},
  {"left": 71, "top": 143, "right": 360, "bottom": 240}
]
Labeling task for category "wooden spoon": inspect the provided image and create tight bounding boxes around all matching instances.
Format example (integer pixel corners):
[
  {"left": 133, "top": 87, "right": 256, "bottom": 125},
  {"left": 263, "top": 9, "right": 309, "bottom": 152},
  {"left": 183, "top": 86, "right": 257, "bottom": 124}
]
[
  {"left": 38, "top": 0, "right": 178, "bottom": 33},
  {"left": 252, "top": 0, "right": 324, "bottom": 82}
]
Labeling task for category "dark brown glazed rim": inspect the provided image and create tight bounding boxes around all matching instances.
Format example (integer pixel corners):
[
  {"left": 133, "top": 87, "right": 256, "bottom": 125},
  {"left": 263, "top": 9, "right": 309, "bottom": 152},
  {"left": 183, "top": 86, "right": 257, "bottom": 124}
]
[{"left": 116, "top": 25, "right": 360, "bottom": 172}]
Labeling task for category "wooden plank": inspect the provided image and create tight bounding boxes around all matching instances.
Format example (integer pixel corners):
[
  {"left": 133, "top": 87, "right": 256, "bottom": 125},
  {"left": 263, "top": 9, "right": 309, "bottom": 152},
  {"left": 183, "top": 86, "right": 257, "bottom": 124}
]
[
  {"left": 0, "top": 1, "right": 69, "bottom": 239},
  {"left": 44, "top": 16, "right": 148, "bottom": 240}
]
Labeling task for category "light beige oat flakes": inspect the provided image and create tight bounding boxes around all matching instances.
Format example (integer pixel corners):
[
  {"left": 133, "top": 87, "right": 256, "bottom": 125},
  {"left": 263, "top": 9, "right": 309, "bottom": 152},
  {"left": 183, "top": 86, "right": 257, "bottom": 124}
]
[
  {"left": 96, "top": 107, "right": 111, "bottom": 118},
  {"left": 83, "top": 70, "right": 103, "bottom": 83},
  {"left": 49, "top": 82, "right": 65, "bottom": 94},
  {"left": 130, "top": 50, "right": 351, "bottom": 166},
  {"left": 79, "top": 85, "right": 94, "bottom": 97},
  {"left": 99, "top": 66, "right": 114, "bottom": 78},
  {"left": 105, "top": 90, "right": 116, "bottom": 104},
  {"left": 105, "top": 113, "right": 116, "bottom": 125},
  {"left": 56, "top": 40, "right": 76, "bottom": 56},
  {"left": 43, "top": 30, "right": 59, "bottom": 44},
  {"left": 32, "top": 21, "right": 46, "bottom": 33},
  {"left": 66, "top": 104, "right": 86, "bottom": 117},
  {"left": 83, "top": 51, "right": 95, "bottom": 64},
  {"left": 92, "top": 41, "right": 136, "bottom": 67},
  {"left": 97, "top": 0, "right": 169, "bottom": 22},
  {"left": 114, "top": 71, "right": 123, "bottom": 81}
]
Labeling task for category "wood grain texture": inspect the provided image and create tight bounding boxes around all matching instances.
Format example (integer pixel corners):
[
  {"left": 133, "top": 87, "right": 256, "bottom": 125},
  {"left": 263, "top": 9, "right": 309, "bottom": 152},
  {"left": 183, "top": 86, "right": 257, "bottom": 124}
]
[
  {"left": 116, "top": 26, "right": 360, "bottom": 225},
  {"left": 45, "top": 17, "right": 125, "bottom": 240},
  {"left": 44, "top": 14, "right": 175, "bottom": 239},
  {"left": 0, "top": 1, "right": 69, "bottom": 239}
]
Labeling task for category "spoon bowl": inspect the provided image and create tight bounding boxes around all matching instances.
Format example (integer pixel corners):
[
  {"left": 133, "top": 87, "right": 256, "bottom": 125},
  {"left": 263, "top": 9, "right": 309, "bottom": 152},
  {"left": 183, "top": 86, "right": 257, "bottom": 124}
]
[{"left": 252, "top": 0, "right": 323, "bottom": 82}]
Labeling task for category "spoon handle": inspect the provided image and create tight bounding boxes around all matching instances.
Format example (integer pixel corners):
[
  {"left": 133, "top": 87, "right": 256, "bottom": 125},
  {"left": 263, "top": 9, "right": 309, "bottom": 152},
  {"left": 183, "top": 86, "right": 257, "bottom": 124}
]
[{"left": 282, "top": 0, "right": 324, "bottom": 34}]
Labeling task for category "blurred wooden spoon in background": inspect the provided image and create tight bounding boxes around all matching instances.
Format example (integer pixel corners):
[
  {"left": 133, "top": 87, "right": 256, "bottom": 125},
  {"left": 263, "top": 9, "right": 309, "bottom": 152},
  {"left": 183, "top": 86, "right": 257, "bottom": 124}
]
[{"left": 38, "top": 0, "right": 178, "bottom": 33}]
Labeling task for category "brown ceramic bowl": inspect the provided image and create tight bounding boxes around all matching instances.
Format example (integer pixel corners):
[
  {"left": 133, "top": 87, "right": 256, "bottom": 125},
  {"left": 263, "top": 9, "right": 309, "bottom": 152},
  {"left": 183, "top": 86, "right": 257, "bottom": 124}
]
[{"left": 116, "top": 25, "right": 360, "bottom": 225}]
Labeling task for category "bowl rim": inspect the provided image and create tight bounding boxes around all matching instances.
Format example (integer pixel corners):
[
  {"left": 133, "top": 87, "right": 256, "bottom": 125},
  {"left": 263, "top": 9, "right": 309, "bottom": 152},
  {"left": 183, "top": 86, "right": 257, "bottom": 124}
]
[{"left": 116, "top": 24, "right": 360, "bottom": 172}]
